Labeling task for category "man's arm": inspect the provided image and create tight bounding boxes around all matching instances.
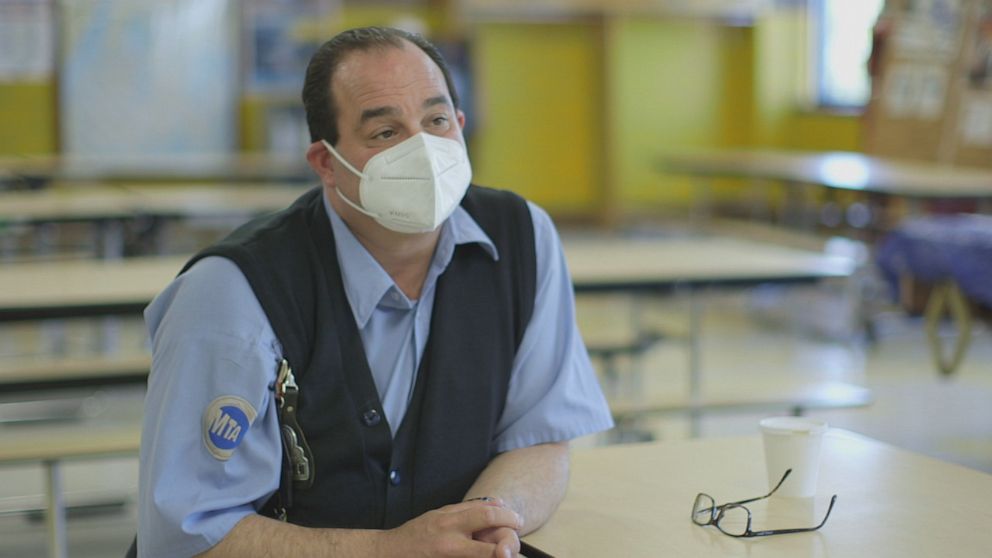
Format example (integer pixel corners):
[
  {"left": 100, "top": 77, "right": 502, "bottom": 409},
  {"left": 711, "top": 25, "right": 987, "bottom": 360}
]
[
  {"left": 463, "top": 441, "right": 570, "bottom": 536},
  {"left": 197, "top": 501, "right": 524, "bottom": 558}
]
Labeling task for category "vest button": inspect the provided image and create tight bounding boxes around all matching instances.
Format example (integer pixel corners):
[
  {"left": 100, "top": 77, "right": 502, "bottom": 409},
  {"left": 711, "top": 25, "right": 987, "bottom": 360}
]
[
  {"left": 388, "top": 468, "right": 401, "bottom": 486},
  {"left": 361, "top": 408, "right": 381, "bottom": 427}
]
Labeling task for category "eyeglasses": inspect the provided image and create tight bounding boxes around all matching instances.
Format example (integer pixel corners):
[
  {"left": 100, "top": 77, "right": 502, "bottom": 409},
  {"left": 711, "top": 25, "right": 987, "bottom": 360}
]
[{"left": 691, "top": 469, "right": 838, "bottom": 538}]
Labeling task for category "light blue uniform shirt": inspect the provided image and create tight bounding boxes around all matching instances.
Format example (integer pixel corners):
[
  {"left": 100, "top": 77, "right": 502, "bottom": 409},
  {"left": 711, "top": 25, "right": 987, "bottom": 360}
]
[{"left": 137, "top": 191, "right": 613, "bottom": 558}]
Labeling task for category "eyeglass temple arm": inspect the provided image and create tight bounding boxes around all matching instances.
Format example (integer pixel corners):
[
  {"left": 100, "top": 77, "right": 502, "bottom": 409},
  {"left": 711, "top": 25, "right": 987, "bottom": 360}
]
[
  {"left": 748, "top": 494, "right": 838, "bottom": 537},
  {"left": 723, "top": 469, "right": 793, "bottom": 507}
]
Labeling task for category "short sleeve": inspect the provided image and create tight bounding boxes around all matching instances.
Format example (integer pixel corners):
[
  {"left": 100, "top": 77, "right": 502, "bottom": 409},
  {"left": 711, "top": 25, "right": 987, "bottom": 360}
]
[
  {"left": 138, "top": 257, "right": 283, "bottom": 558},
  {"left": 492, "top": 203, "right": 614, "bottom": 452}
]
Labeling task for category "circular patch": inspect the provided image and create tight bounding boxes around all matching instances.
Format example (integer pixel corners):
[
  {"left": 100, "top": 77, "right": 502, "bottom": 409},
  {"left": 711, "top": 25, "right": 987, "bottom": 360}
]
[{"left": 202, "top": 396, "right": 257, "bottom": 460}]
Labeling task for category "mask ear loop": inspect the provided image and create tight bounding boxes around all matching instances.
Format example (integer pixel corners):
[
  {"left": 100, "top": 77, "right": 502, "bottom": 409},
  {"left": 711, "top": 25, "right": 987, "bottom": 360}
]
[
  {"left": 320, "top": 139, "right": 381, "bottom": 219},
  {"left": 321, "top": 139, "right": 365, "bottom": 177}
]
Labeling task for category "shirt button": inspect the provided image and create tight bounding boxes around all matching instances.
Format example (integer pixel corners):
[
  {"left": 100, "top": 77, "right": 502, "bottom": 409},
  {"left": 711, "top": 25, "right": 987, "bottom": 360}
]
[
  {"left": 388, "top": 468, "right": 401, "bottom": 486},
  {"left": 361, "top": 408, "right": 381, "bottom": 427}
]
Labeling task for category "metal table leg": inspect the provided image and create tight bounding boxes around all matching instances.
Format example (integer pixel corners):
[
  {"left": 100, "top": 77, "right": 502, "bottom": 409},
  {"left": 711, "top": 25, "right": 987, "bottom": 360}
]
[
  {"left": 686, "top": 287, "right": 703, "bottom": 438},
  {"left": 44, "top": 460, "right": 68, "bottom": 558}
]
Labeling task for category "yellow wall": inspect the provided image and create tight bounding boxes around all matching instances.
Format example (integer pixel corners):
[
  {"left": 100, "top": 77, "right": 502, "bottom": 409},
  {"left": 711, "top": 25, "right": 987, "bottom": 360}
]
[
  {"left": 607, "top": 17, "right": 727, "bottom": 211},
  {"left": 471, "top": 22, "right": 605, "bottom": 217},
  {"left": 719, "top": 25, "right": 756, "bottom": 148},
  {"left": 607, "top": 8, "right": 862, "bottom": 213},
  {"left": 466, "top": 7, "right": 862, "bottom": 217},
  {"left": 0, "top": 82, "right": 57, "bottom": 154},
  {"left": 752, "top": 9, "right": 806, "bottom": 147},
  {"left": 789, "top": 111, "right": 862, "bottom": 151}
]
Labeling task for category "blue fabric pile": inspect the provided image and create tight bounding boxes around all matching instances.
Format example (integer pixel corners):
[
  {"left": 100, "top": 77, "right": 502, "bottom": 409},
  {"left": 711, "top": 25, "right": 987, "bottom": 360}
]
[{"left": 876, "top": 214, "right": 992, "bottom": 309}]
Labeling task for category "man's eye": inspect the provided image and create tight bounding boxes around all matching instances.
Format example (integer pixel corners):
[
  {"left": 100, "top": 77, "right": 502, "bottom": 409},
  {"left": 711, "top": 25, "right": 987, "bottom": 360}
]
[
  {"left": 375, "top": 130, "right": 395, "bottom": 140},
  {"left": 431, "top": 116, "right": 449, "bottom": 126}
]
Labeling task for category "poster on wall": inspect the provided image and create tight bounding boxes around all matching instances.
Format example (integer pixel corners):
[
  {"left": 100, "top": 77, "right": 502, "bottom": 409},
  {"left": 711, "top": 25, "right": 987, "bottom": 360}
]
[
  {"left": 0, "top": 0, "right": 53, "bottom": 80},
  {"left": 891, "top": 0, "right": 965, "bottom": 61},
  {"left": 243, "top": 0, "right": 339, "bottom": 94},
  {"left": 960, "top": 94, "right": 992, "bottom": 146},
  {"left": 60, "top": 0, "right": 239, "bottom": 158},
  {"left": 883, "top": 63, "right": 949, "bottom": 119}
]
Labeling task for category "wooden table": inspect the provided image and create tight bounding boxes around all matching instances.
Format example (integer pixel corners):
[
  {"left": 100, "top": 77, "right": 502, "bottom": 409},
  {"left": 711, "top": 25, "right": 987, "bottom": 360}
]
[
  {"left": 663, "top": 149, "right": 992, "bottom": 199},
  {"left": 563, "top": 235, "right": 859, "bottom": 434},
  {"left": 0, "top": 153, "right": 312, "bottom": 185},
  {"left": 662, "top": 149, "right": 992, "bottom": 232},
  {"left": 0, "top": 236, "right": 851, "bottom": 320},
  {"left": 0, "top": 185, "right": 136, "bottom": 223},
  {"left": 0, "top": 417, "right": 142, "bottom": 558},
  {"left": 0, "top": 183, "right": 305, "bottom": 224},
  {"left": 0, "top": 184, "right": 305, "bottom": 257},
  {"left": 0, "top": 236, "right": 858, "bottom": 420},
  {"left": 524, "top": 429, "right": 992, "bottom": 557},
  {"left": 0, "top": 354, "right": 151, "bottom": 393},
  {"left": 123, "top": 183, "right": 306, "bottom": 218},
  {"left": 564, "top": 235, "right": 853, "bottom": 292},
  {"left": 0, "top": 254, "right": 174, "bottom": 558},
  {"left": 0, "top": 255, "right": 187, "bottom": 322}
]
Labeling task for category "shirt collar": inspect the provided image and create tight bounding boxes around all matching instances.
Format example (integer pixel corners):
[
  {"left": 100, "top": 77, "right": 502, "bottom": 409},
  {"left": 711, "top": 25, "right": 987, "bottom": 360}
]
[{"left": 322, "top": 190, "right": 498, "bottom": 329}]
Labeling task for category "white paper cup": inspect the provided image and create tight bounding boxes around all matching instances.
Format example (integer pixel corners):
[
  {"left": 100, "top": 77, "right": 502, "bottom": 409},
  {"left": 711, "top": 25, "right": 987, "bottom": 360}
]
[{"left": 759, "top": 416, "right": 828, "bottom": 498}]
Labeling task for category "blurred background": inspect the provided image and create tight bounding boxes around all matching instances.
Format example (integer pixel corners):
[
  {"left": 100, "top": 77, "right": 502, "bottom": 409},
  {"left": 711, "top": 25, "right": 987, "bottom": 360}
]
[
  {"left": 1, "top": 0, "right": 892, "bottom": 214},
  {"left": 2, "top": 0, "right": 992, "bottom": 556}
]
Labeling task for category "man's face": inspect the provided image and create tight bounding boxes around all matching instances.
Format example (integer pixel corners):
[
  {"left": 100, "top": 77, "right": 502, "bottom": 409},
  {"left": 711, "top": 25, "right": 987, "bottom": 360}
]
[{"left": 324, "top": 41, "right": 466, "bottom": 213}]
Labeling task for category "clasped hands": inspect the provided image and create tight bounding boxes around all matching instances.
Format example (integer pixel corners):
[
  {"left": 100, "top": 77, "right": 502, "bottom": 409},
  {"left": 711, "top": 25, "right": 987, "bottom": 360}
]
[{"left": 383, "top": 496, "right": 523, "bottom": 558}]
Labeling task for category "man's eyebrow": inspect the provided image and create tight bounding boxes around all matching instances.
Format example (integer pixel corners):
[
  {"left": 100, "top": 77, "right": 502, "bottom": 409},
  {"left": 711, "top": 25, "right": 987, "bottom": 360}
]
[
  {"left": 358, "top": 96, "right": 450, "bottom": 125},
  {"left": 423, "top": 95, "right": 450, "bottom": 109},
  {"left": 360, "top": 105, "right": 399, "bottom": 124}
]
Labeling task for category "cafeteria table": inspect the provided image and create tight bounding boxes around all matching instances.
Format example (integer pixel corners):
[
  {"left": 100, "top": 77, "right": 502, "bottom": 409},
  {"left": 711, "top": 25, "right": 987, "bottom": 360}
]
[{"left": 524, "top": 428, "right": 992, "bottom": 557}]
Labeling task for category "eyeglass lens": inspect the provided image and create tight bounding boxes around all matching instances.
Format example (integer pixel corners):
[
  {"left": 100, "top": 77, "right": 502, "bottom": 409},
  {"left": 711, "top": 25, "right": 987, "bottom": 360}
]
[
  {"left": 715, "top": 505, "right": 750, "bottom": 537},
  {"left": 691, "top": 493, "right": 715, "bottom": 525}
]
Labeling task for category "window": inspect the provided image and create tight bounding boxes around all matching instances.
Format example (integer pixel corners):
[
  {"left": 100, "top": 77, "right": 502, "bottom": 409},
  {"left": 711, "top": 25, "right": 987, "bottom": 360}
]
[{"left": 813, "top": 0, "right": 885, "bottom": 109}]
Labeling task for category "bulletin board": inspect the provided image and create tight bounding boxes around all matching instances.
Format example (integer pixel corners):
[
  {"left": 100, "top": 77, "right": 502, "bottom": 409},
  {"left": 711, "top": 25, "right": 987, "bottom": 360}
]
[
  {"left": 59, "top": 0, "right": 240, "bottom": 158},
  {"left": 954, "top": 3, "right": 992, "bottom": 164},
  {"left": 863, "top": 0, "right": 992, "bottom": 168},
  {"left": 242, "top": 0, "right": 339, "bottom": 94}
]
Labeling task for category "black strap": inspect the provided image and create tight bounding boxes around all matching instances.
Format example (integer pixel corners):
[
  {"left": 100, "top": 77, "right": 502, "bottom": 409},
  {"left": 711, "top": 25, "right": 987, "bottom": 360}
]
[{"left": 520, "top": 540, "right": 556, "bottom": 558}]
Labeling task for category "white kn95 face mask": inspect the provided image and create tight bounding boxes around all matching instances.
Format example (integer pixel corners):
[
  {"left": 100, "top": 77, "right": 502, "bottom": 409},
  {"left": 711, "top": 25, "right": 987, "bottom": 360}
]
[{"left": 322, "top": 132, "right": 472, "bottom": 234}]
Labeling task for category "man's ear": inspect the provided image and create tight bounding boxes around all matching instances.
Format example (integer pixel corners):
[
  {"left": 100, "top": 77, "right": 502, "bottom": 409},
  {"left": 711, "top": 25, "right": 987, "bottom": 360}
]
[
  {"left": 456, "top": 109, "right": 466, "bottom": 131},
  {"left": 305, "top": 141, "right": 335, "bottom": 185}
]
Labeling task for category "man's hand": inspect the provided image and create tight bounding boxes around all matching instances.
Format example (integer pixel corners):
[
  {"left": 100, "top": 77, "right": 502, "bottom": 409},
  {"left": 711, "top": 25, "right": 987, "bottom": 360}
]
[
  {"left": 381, "top": 499, "right": 523, "bottom": 558},
  {"left": 468, "top": 497, "right": 521, "bottom": 558},
  {"left": 474, "top": 526, "right": 520, "bottom": 558}
]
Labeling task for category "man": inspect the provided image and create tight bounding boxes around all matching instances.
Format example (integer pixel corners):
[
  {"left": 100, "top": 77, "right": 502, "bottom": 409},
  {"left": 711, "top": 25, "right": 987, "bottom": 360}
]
[{"left": 137, "top": 26, "right": 612, "bottom": 557}]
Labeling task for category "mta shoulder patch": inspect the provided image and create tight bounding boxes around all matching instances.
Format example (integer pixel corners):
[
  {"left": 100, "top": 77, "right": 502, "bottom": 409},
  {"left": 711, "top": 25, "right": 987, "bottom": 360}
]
[{"left": 202, "top": 395, "right": 257, "bottom": 460}]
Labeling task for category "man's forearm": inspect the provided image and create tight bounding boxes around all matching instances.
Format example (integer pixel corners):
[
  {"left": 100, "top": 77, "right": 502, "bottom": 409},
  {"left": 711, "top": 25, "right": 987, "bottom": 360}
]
[
  {"left": 193, "top": 499, "right": 524, "bottom": 558},
  {"left": 463, "top": 441, "right": 570, "bottom": 534},
  {"left": 195, "top": 514, "right": 383, "bottom": 558}
]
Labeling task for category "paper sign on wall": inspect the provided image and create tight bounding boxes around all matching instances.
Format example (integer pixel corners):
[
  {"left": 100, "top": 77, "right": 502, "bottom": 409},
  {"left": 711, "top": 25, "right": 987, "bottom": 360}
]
[
  {"left": 960, "top": 97, "right": 992, "bottom": 147},
  {"left": 883, "top": 63, "right": 948, "bottom": 120},
  {"left": 918, "top": 66, "right": 949, "bottom": 119},
  {"left": 0, "top": 1, "right": 53, "bottom": 80}
]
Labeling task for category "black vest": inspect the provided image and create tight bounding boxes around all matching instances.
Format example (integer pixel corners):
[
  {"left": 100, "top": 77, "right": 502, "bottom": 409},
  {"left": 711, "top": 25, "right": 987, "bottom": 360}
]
[{"left": 182, "top": 185, "right": 536, "bottom": 529}]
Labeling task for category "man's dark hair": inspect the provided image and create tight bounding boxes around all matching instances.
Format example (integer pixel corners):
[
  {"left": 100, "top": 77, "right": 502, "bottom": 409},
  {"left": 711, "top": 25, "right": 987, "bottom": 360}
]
[{"left": 302, "top": 26, "right": 460, "bottom": 145}]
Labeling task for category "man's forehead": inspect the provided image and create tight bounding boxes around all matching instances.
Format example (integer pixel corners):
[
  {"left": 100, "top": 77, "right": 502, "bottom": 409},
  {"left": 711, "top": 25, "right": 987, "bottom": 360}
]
[{"left": 332, "top": 42, "right": 450, "bottom": 112}]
